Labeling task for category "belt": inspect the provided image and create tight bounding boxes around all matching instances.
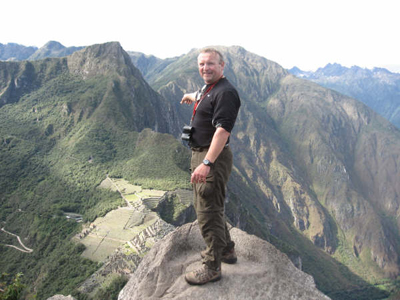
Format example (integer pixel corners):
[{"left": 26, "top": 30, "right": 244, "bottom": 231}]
[
  {"left": 191, "top": 144, "right": 229, "bottom": 152},
  {"left": 191, "top": 146, "right": 209, "bottom": 152}
]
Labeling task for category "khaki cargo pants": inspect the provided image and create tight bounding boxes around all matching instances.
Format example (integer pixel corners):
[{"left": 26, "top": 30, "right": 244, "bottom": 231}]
[{"left": 191, "top": 146, "right": 235, "bottom": 270}]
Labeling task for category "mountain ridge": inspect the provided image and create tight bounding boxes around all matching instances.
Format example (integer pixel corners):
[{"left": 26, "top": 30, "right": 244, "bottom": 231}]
[
  {"left": 29, "top": 41, "right": 85, "bottom": 60},
  {"left": 289, "top": 63, "right": 400, "bottom": 128},
  {"left": 0, "top": 41, "right": 84, "bottom": 62},
  {"left": 0, "top": 42, "right": 38, "bottom": 60}
]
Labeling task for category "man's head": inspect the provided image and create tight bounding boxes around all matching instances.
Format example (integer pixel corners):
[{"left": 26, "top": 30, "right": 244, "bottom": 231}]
[{"left": 197, "top": 48, "right": 225, "bottom": 84}]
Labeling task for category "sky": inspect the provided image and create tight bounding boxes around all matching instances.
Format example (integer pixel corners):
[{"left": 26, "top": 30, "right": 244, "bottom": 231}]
[{"left": 2, "top": 0, "right": 399, "bottom": 72}]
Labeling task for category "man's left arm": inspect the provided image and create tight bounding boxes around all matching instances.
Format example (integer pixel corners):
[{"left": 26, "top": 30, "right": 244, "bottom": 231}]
[{"left": 190, "top": 127, "right": 230, "bottom": 184}]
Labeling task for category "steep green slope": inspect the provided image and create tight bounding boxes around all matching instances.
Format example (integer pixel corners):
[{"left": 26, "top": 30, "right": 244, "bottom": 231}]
[
  {"left": 0, "top": 42, "right": 190, "bottom": 299},
  {"left": 141, "top": 46, "right": 400, "bottom": 299}
]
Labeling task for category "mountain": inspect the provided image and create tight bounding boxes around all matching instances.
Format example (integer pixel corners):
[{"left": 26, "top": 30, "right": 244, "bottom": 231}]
[
  {"left": 0, "top": 41, "right": 84, "bottom": 62},
  {"left": 134, "top": 46, "right": 400, "bottom": 299},
  {"left": 0, "top": 42, "right": 190, "bottom": 299},
  {"left": 127, "top": 51, "right": 179, "bottom": 83},
  {"left": 289, "top": 63, "right": 400, "bottom": 128},
  {"left": 28, "top": 41, "right": 85, "bottom": 60},
  {"left": 287, "top": 66, "right": 313, "bottom": 78},
  {"left": 0, "top": 42, "right": 38, "bottom": 61},
  {"left": 2, "top": 43, "right": 400, "bottom": 299}
]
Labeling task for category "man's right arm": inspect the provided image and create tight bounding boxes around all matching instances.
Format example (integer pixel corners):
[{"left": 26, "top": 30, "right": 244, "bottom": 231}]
[{"left": 180, "top": 92, "right": 197, "bottom": 105}]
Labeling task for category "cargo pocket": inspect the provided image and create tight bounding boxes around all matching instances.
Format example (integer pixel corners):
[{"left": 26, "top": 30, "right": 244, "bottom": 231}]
[{"left": 198, "top": 171, "right": 215, "bottom": 198}]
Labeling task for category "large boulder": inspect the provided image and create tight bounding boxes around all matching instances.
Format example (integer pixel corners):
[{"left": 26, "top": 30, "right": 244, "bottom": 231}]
[{"left": 119, "top": 221, "right": 330, "bottom": 300}]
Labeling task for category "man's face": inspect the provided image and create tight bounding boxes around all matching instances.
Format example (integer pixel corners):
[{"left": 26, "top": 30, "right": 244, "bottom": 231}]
[{"left": 198, "top": 52, "right": 225, "bottom": 84}]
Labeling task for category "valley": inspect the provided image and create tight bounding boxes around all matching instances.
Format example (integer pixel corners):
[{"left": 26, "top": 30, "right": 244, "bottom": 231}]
[{"left": 1, "top": 41, "right": 400, "bottom": 299}]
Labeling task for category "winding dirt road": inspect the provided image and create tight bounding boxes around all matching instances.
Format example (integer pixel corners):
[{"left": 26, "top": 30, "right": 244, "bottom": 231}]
[{"left": 1, "top": 227, "right": 33, "bottom": 253}]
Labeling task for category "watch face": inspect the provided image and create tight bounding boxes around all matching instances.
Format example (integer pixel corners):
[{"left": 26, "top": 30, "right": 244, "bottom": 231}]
[{"left": 203, "top": 159, "right": 212, "bottom": 166}]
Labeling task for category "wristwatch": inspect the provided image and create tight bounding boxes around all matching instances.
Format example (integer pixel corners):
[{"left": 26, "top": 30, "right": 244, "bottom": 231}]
[{"left": 203, "top": 159, "right": 214, "bottom": 167}]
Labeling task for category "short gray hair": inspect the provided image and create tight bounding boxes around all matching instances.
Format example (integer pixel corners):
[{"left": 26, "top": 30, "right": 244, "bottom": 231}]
[{"left": 199, "top": 47, "right": 224, "bottom": 64}]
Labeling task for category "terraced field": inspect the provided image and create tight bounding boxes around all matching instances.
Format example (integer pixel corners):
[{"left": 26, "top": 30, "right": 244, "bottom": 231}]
[{"left": 77, "top": 178, "right": 166, "bottom": 262}]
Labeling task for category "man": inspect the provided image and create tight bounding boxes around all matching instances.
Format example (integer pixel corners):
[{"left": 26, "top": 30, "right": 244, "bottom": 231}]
[{"left": 180, "top": 48, "right": 241, "bottom": 285}]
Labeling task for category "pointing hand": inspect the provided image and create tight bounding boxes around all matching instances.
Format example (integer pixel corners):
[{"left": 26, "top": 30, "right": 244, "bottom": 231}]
[{"left": 181, "top": 92, "right": 197, "bottom": 105}]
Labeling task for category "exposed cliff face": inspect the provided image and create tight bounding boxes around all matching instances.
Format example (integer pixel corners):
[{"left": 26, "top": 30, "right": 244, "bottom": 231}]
[
  {"left": 268, "top": 75, "right": 400, "bottom": 277},
  {"left": 118, "top": 221, "right": 331, "bottom": 300}
]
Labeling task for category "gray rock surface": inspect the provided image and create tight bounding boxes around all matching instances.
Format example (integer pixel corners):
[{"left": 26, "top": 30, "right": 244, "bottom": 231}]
[
  {"left": 47, "top": 295, "right": 76, "bottom": 300},
  {"left": 118, "top": 221, "right": 330, "bottom": 300}
]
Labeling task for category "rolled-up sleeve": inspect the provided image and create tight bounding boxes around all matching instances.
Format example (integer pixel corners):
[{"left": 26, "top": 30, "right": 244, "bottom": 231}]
[{"left": 212, "top": 90, "right": 241, "bottom": 133}]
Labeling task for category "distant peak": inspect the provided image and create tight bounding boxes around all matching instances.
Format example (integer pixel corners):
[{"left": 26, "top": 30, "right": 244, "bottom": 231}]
[
  {"left": 289, "top": 66, "right": 303, "bottom": 73},
  {"left": 288, "top": 66, "right": 313, "bottom": 78},
  {"left": 372, "top": 67, "right": 392, "bottom": 74},
  {"left": 315, "top": 63, "right": 349, "bottom": 76},
  {"left": 43, "top": 41, "right": 65, "bottom": 50}
]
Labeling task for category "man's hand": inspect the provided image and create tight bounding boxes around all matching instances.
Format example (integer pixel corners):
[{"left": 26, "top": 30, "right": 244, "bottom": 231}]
[
  {"left": 191, "top": 127, "right": 230, "bottom": 184},
  {"left": 181, "top": 92, "right": 197, "bottom": 105},
  {"left": 191, "top": 163, "right": 210, "bottom": 184}
]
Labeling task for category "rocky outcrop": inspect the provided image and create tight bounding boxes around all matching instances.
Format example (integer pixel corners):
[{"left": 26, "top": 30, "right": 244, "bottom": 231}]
[{"left": 118, "top": 221, "right": 330, "bottom": 300}]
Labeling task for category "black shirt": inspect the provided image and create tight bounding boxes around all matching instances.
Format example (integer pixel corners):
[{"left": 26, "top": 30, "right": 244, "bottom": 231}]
[{"left": 190, "top": 77, "right": 241, "bottom": 148}]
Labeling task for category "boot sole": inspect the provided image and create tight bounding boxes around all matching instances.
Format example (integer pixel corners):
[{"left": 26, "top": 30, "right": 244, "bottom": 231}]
[
  {"left": 222, "top": 257, "right": 237, "bottom": 264},
  {"left": 185, "top": 274, "right": 222, "bottom": 285}
]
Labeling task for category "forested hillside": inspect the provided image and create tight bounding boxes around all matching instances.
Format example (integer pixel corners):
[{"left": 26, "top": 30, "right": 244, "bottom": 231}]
[{"left": 0, "top": 42, "right": 190, "bottom": 299}]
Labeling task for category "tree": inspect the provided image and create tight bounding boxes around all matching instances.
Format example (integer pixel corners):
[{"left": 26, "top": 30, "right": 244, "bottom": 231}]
[{"left": 0, "top": 273, "right": 25, "bottom": 300}]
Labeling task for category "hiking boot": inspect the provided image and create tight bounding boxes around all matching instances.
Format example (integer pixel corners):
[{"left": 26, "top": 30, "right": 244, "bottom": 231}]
[
  {"left": 201, "top": 248, "right": 237, "bottom": 264},
  {"left": 185, "top": 265, "right": 221, "bottom": 285}
]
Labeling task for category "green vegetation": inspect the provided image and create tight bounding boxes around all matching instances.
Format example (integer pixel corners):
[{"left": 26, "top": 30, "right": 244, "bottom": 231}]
[
  {"left": 0, "top": 273, "right": 25, "bottom": 300},
  {"left": 158, "top": 193, "right": 190, "bottom": 225},
  {"left": 91, "top": 275, "right": 128, "bottom": 300},
  {"left": 119, "top": 129, "right": 191, "bottom": 191},
  {"left": 0, "top": 47, "right": 191, "bottom": 299}
]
